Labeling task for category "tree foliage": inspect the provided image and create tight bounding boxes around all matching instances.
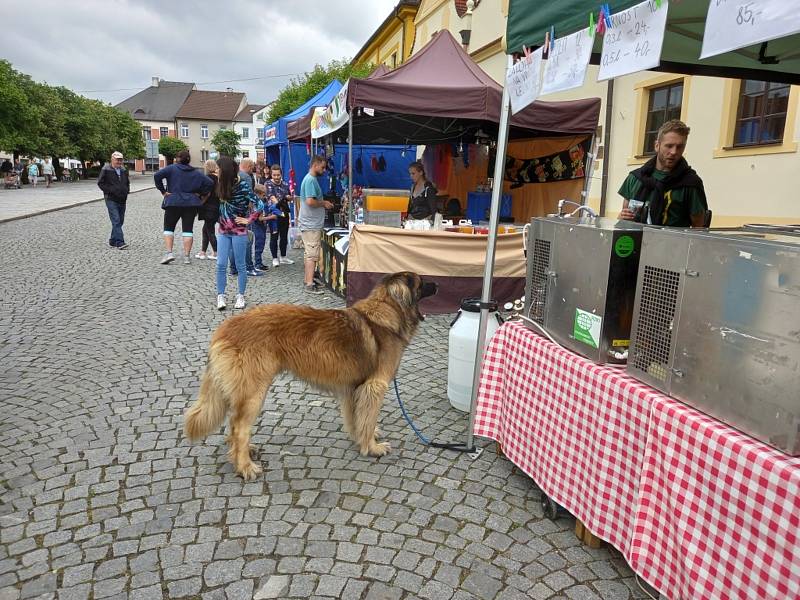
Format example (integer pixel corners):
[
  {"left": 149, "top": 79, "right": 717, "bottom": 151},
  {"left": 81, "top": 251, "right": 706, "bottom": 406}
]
[
  {"left": 267, "top": 60, "right": 375, "bottom": 123},
  {"left": 211, "top": 128, "right": 241, "bottom": 158},
  {"left": 158, "top": 136, "right": 188, "bottom": 163},
  {"left": 0, "top": 60, "right": 144, "bottom": 163}
]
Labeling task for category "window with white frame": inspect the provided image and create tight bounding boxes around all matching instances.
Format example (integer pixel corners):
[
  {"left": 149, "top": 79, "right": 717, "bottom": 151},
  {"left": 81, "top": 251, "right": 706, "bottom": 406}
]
[
  {"left": 200, "top": 125, "right": 209, "bottom": 139},
  {"left": 180, "top": 123, "right": 189, "bottom": 137},
  {"left": 242, "top": 127, "right": 250, "bottom": 139},
  {"left": 160, "top": 127, "right": 169, "bottom": 138},
  {"left": 142, "top": 126, "right": 151, "bottom": 141}
]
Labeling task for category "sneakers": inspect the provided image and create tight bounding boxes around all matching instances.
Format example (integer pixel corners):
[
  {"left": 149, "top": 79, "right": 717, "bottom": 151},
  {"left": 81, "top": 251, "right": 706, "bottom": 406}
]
[
  {"left": 254, "top": 265, "right": 268, "bottom": 273},
  {"left": 207, "top": 253, "right": 217, "bottom": 260},
  {"left": 160, "top": 252, "right": 175, "bottom": 265},
  {"left": 118, "top": 243, "right": 129, "bottom": 250},
  {"left": 279, "top": 257, "right": 294, "bottom": 265},
  {"left": 247, "top": 270, "right": 262, "bottom": 277},
  {"left": 195, "top": 252, "right": 207, "bottom": 260},
  {"left": 183, "top": 256, "right": 191, "bottom": 265},
  {"left": 304, "top": 284, "right": 324, "bottom": 295},
  {"left": 216, "top": 294, "right": 226, "bottom": 310},
  {"left": 272, "top": 258, "right": 280, "bottom": 267},
  {"left": 234, "top": 294, "right": 246, "bottom": 309}
]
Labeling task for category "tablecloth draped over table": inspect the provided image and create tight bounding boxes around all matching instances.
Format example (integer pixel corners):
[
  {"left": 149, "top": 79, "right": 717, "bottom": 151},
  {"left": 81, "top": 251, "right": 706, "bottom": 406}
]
[{"left": 474, "top": 321, "right": 800, "bottom": 600}]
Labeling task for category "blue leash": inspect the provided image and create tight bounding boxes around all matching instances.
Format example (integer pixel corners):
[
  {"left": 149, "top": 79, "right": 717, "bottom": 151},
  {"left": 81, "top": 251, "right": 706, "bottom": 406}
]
[{"left": 392, "top": 379, "right": 475, "bottom": 452}]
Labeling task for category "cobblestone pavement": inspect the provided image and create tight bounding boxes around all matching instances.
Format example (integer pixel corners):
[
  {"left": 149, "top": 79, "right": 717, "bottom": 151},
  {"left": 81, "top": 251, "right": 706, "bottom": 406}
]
[
  {"left": 0, "top": 173, "right": 153, "bottom": 223},
  {"left": 0, "top": 190, "right": 649, "bottom": 599}
]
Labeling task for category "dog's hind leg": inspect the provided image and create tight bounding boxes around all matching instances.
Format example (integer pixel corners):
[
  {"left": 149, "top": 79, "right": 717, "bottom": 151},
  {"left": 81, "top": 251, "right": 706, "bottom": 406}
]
[
  {"left": 228, "top": 383, "right": 269, "bottom": 481},
  {"left": 353, "top": 379, "right": 390, "bottom": 457},
  {"left": 337, "top": 387, "right": 356, "bottom": 436}
]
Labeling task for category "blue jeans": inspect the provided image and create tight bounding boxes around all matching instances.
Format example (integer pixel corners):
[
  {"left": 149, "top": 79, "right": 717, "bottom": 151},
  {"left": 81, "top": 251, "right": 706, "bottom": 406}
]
[
  {"left": 217, "top": 233, "right": 248, "bottom": 295},
  {"left": 229, "top": 229, "right": 254, "bottom": 273},
  {"left": 105, "top": 199, "right": 126, "bottom": 246},
  {"left": 251, "top": 221, "right": 267, "bottom": 268}
]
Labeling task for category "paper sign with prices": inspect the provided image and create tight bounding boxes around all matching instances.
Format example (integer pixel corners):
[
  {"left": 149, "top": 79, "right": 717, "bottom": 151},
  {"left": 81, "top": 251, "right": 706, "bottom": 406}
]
[{"left": 598, "top": 0, "right": 669, "bottom": 81}]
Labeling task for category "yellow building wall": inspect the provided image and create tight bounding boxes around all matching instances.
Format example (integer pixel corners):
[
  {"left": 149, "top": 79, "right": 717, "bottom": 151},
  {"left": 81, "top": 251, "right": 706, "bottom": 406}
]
[{"left": 405, "top": 2, "right": 799, "bottom": 225}]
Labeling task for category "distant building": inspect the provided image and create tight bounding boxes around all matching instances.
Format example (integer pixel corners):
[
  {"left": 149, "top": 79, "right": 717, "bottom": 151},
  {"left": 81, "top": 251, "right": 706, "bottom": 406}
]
[
  {"left": 115, "top": 77, "right": 195, "bottom": 171},
  {"left": 234, "top": 104, "right": 270, "bottom": 162},
  {"left": 173, "top": 89, "right": 249, "bottom": 167}
]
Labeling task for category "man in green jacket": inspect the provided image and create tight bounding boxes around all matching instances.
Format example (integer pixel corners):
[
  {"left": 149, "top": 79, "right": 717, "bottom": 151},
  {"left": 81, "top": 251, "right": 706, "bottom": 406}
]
[{"left": 618, "top": 119, "right": 708, "bottom": 228}]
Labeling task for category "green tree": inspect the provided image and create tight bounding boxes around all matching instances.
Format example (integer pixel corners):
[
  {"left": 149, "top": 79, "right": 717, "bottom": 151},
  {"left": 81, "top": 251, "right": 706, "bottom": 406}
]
[
  {"left": 0, "top": 61, "right": 144, "bottom": 172},
  {"left": 158, "top": 136, "right": 188, "bottom": 164},
  {"left": 267, "top": 59, "right": 375, "bottom": 123},
  {"left": 210, "top": 128, "right": 241, "bottom": 158}
]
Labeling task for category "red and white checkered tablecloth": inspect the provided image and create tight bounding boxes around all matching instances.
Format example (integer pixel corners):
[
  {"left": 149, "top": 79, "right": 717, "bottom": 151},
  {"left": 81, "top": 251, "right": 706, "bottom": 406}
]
[{"left": 474, "top": 321, "right": 800, "bottom": 600}]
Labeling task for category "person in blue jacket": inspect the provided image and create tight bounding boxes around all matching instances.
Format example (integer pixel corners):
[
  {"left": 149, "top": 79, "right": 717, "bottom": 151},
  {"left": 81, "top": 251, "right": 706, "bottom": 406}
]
[{"left": 154, "top": 150, "right": 214, "bottom": 265}]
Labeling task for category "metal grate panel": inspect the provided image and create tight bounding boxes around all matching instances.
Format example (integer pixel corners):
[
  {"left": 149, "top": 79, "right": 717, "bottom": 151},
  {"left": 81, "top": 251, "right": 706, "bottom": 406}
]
[
  {"left": 631, "top": 266, "right": 681, "bottom": 381},
  {"left": 529, "top": 239, "right": 551, "bottom": 324}
]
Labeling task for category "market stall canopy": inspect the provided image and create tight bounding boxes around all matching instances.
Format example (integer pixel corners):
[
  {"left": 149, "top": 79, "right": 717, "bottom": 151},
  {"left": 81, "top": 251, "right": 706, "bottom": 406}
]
[
  {"left": 287, "top": 65, "right": 390, "bottom": 141},
  {"left": 345, "top": 30, "right": 601, "bottom": 144},
  {"left": 506, "top": 0, "right": 800, "bottom": 85},
  {"left": 263, "top": 79, "right": 343, "bottom": 147}
]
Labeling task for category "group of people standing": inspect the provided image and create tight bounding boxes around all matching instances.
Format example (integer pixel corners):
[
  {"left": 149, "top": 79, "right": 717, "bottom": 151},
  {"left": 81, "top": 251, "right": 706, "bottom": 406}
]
[{"left": 98, "top": 150, "right": 303, "bottom": 310}]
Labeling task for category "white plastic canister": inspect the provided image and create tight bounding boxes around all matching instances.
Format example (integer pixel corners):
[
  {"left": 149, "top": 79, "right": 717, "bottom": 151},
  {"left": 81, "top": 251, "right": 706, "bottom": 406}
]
[{"left": 447, "top": 298, "right": 503, "bottom": 412}]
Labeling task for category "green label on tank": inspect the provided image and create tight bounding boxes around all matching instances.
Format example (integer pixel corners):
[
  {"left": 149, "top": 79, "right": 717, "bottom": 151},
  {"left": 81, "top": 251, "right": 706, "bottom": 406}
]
[
  {"left": 573, "top": 308, "right": 601, "bottom": 349},
  {"left": 614, "top": 235, "right": 635, "bottom": 258}
]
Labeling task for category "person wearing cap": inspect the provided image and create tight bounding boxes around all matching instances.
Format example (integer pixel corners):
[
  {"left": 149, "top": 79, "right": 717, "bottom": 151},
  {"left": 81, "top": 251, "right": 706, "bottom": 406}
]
[{"left": 98, "top": 151, "right": 131, "bottom": 249}]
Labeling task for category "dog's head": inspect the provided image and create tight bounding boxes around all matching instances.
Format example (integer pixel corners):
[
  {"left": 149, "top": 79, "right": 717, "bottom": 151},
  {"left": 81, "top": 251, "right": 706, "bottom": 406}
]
[{"left": 383, "top": 272, "right": 438, "bottom": 320}]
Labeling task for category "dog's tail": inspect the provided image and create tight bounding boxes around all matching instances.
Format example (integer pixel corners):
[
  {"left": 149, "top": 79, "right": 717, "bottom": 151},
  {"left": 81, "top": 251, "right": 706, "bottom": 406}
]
[{"left": 185, "top": 340, "right": 233, "bottom": 441}]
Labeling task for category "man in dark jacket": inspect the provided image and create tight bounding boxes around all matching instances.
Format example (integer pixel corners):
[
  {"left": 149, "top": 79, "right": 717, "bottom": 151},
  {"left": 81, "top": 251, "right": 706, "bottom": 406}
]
[
  {"left": 153, "top": 150, "right": 214, "bottom": 265},
  {"left": 98, "top": 151, "right": 131, "bottom": 249}
]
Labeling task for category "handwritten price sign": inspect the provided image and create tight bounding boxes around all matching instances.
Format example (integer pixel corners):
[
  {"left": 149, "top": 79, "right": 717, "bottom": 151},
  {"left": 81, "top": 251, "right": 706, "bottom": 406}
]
[
  {"left": 598, "top": 0, "right": 668, "bottom": 81},
  {"left": 507, "top": 47, "right": 544, "bottom": 115},
  {"left": 541, "top": 27, "right": 593, "bottom": 96},
  {"left": 701, "top": 0, "right": 800, "bottom": 59}
]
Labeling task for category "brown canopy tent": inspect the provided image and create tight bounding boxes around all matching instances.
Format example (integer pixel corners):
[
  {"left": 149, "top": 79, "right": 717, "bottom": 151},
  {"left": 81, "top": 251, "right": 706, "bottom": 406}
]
[{"left": 346, "top": 30, "right": 600, "bottom": 145}]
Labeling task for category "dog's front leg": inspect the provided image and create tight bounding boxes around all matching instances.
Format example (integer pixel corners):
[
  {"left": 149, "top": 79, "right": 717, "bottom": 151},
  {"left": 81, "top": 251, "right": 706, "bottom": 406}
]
[
  {"left": 228, "top": 390, "right": 266, "bottom": 480},
  {"left": 353, "top": 379, "right": 390, "bottom": 457}
]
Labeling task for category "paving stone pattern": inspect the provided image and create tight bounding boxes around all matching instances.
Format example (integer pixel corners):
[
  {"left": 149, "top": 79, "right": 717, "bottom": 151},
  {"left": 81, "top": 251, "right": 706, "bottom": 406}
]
[{"left": 0, "top": 190, "right": 649, "bottom": 598}]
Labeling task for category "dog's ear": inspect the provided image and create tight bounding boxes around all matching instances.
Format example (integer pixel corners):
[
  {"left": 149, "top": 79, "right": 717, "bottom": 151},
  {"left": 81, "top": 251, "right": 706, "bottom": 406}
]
[
  {"left": 385, "top": 274, "right": 413, "bottom": 307},
  {"left": 405, "top": 273, "right": 418, "bottom": 297}
]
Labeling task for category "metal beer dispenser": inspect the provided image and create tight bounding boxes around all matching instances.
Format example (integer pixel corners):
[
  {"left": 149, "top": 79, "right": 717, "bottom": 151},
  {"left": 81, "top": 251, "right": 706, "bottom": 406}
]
[
  {"left": 627, "top": 227, "right": 800, "bottom": 455},
  {"left": 524, "top": 214, "right": 644, "bottom": 364}
]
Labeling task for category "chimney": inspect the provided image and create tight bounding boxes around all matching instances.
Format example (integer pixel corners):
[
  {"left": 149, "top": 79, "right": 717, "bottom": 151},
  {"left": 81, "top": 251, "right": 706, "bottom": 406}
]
[{"left": 151, "top": 77, "right": 160, "bottom": 87}]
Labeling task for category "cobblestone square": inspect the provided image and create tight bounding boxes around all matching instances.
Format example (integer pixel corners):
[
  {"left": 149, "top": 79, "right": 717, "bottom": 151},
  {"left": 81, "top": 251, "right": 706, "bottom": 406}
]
[{"left": 0, "top": 189, "right": 648, "bottom": 599}]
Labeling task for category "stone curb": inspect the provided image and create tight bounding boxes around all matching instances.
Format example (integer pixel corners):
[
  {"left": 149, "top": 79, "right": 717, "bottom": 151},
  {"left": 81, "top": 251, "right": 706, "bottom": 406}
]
[{"left": 0, "top": 185, "right": 156, "bottom": 224}]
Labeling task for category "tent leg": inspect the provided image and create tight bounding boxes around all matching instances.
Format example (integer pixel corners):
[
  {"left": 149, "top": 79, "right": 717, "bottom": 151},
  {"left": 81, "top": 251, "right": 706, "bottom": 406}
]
[
  {"left": 348, "top": 111, "right": 354, "bottom": 225},
  {"left": 466, "top": 55, "right": 513, "bottom": 452}
]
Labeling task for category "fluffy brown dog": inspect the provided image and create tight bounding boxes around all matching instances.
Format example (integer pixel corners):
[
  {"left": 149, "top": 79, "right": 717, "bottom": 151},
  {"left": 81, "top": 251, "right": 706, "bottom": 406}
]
[{"left": 184, "top": 272, "right": 437, "bottom": 480}]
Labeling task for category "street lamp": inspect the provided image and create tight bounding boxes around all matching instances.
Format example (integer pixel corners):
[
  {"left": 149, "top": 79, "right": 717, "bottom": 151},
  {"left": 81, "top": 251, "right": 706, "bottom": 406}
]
[{"left": 459, "top": 0, "right": 475, "bottom": 48}]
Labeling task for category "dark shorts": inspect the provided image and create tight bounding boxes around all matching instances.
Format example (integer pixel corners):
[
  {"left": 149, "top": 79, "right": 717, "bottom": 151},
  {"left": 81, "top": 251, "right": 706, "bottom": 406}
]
[{"left": 163, "top": 206, "right": 197, "bottom": 234}]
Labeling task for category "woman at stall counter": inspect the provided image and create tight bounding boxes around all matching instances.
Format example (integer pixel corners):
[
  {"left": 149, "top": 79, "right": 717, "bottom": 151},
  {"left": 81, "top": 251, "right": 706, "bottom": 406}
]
[{"left": 405, "top": 161, "right": 438, "bottom": 229}]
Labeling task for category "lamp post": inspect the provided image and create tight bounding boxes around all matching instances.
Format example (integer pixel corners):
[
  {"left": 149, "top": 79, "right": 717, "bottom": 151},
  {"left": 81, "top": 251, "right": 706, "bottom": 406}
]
[{"left": 459, "top": 0, "right": 474, "bottom": 48}]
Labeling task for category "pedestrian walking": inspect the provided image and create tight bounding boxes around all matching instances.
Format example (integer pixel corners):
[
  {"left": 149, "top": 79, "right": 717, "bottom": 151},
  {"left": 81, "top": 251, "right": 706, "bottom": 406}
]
[
  {"left": 42, "top": 158, "right": 55, "bottom": 188},
  {"left": 27, "top": 160, "right": 39, "bottom": 187},
  {"left": 298, "top": 155, "right": 332, "bottom": 294},
  {"left": 266, "top": 164, "right": 293, "bottom": 267},
  {"left": 196, "top": 159, "right": 220, "bottom": 260},
  {"left": 97, "top": 151, "right": 131, "bottom": 249},
  {"left": 153, "top": 150, "right": 214, "bottom": 265},
  {"left": 214, "top": 156, "right": 265, "bottom": 310}
]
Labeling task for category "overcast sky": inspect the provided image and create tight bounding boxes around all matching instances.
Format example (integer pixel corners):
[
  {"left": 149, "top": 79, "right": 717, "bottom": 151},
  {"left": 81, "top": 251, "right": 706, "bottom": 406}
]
[{"left": 1, "top": 0, "right": 397, "bottom": 107}]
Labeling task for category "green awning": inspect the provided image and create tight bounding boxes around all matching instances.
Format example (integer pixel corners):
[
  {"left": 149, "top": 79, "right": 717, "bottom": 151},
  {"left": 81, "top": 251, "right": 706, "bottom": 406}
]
[{"left": 507, "top": 0, "right": 800, "bottom": 84}]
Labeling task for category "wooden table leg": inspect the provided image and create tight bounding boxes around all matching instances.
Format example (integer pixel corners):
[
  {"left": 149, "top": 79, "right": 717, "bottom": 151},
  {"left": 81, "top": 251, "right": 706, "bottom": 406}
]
[
  {"left": 575, "top": 519, "right": 603, "bottom": 549},
  {"left": 495, "top": 441, "right": 504, "bottom": 457}
]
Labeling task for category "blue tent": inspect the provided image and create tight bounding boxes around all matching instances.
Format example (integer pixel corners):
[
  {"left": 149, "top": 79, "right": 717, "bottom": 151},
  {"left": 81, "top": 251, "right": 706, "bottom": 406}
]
[{"left": 263, "top": 80, "right": 343, "bottom": 177}]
